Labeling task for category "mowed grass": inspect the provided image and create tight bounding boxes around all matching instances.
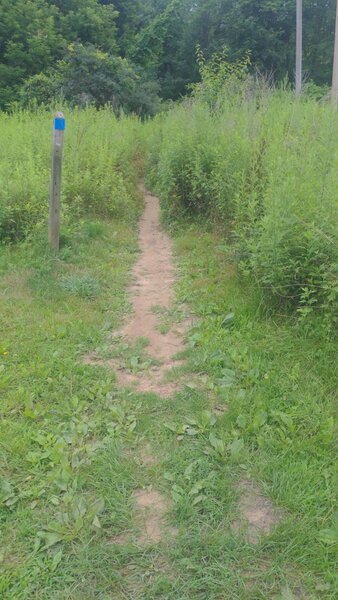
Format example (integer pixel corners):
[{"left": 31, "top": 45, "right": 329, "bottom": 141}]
[
  {"left": 0, "top": 217, "right": 146, "bottom": 598},
  {"left": 0, "top": 220, "right": 337, "bottom": 598},
  {"left": 165, "top": 225, "right": 337, "bottom": 598}
]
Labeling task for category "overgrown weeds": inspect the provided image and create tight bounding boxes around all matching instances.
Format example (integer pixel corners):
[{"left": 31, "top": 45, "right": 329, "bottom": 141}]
[
  {"left": 0, "top": 106, "right": 143, "bottom": 243},
  {"left": 144, "top": 60, "right": 337, "bottom": 331}
]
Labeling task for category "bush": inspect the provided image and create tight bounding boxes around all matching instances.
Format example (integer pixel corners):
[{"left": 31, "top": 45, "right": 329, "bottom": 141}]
[{"left": 19, "top": 44, "right": 161, "bottom": 117}]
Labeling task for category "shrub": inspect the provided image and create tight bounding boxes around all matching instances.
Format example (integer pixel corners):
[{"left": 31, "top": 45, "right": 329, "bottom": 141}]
[{"left": 19, "top": 44, "right": 161, "bottom": 117}]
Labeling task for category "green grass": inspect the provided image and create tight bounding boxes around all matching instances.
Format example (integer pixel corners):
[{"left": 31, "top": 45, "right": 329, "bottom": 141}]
[
  {"left": 0, "top": 220, "right": 337, "bottom": 599},
  {"left": 0, "top": 218, "right": 143, "bottom": 598},
  {"left": 0, "top": 97, "right": 337, "bottom": 598},
  {"left": 1, "top": 225, "right": 337, "bottom": 600},
  {"left": 144, "top": 91, "right": 338, "bottom": 329},
  {"left": 0, "top": 107, "right": 143, "bottom": 243},
  {"left": 167, "top": 225, "right": 337, "bottom": 598}
]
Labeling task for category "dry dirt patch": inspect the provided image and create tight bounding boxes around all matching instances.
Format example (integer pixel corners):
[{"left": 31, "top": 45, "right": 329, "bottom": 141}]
[
  {"left": 232, "top": 478, "right": 283, "bottom": 544},
  {"left": 132, "top": 488, "right": 177, "bottom": 545},
  {"left": 86, "top": 187, "right": 184, "bottom": 554},
  {"left": 121, "top": 184, "right": 185, "bottom": 365},
  {"left": 106, "top": 359, "right": 182, "bottom": 397},
  {"left": 136, "top": 445, "right": 158, "bottom": 467}
]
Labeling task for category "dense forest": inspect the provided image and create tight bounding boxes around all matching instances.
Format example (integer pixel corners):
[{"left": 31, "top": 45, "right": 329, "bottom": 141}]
[{"left": 0, "top": 0, "right": 336, "bottom": 112}]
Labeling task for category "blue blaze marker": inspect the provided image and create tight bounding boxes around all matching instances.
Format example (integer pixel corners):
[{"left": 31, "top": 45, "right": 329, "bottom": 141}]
[{"left": 54, "top": 117, "right": 66, "bottom": 131}]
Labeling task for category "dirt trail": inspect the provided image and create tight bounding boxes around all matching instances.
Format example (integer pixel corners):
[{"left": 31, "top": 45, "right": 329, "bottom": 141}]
[
  {"left": 122, "top": 183, "right": 183, "bottom": 359},
  {"left": 232, "top": 478, "right": 283, "bottom": 544},
  {"left": 111, "top": 183, "right": 186, "bottom": 396},
  {"left": 116, "top": 184, "right": 185, "bottom": 545},
  {"left": 86, "top": 185, "right": 282, "bottom": 551},
  {"left": 118, "top": 186, "right": 281, "bottom": 549}
]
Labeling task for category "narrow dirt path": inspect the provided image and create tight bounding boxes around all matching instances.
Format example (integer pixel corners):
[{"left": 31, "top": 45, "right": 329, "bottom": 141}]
[
  {"left": 120, "top": 186, "right": 282, "bottom": 550},
  {"left": 115, "top": 184, "right": 185, "bottom": 546},
  {"left": 112, "top": 186, "right": 280, "bottom": 550},
  {"left": 123, "top": 183, "right": 183, "bottom": 359},
  {"left": 85, "top": 185, "right": 282, "bottom": 554},
  {"left": 83, "top": 185, "right": 288, "bottom": 596},
  {"left": 113, "top": 183, "right": 186, "bottom": 396}
]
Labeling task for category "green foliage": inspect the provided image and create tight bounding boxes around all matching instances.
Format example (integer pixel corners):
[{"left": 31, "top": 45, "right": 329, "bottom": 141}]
[
  {"left": 171, "top": 226, "right": 337, "bottom": 592},
  {"left": 83, "top": 221, "right": 106, "bottom": 239},
  {"left": 130, "top": 0, "right": 337, "bottom": 100},
  {"left": 0, "top": 100, "right": 336, "bottom": 597},
  {"left": 0, "top": 107, "right": 143, "bottom": 243},
  {"left": 0, "top": 0, "right": 120, "bottom": 109},
  {"left": 145, "top": 70, "right": 338, "bottom": 329},
  {"left": 19, "top": 44, "right": 161, "bottom": 115},
  {"left": 0, "top": 0, "right": 337, "bottom": 108},
  {"left": 0, "top": 215, "right": 142, "bottom": 595},
  {"left": 190, "top": 45, "right": 251, "bottom": 108}
]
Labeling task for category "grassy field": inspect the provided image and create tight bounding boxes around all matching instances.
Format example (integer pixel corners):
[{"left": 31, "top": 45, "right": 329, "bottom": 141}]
[
  {"left": 171, "top": 226, "right": 337, "bottom": 598},
  {"left": 0, "top": 216, "right": 143, "bottom": 597},
  {"left": 145, "top": 90, "right": 338, "bottom": 331},
  {"left": 0, "top": 108, "right": 142, "bottom": 244},
  {"left": 0, "top": 94, "right": 337, "bottom": 598},
  {"left": 1, "top": 220, "right": 336, "bottom": 598}
]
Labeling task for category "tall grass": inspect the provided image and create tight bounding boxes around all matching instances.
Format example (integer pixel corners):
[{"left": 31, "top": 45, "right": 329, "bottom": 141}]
[
  {"left": 144, "top": 89, "right": 338, "bottom": 329},
  {"left": 1, "top": 94, "right": 337, "bottom": 328},
  {"left": 0, "top": 107, "right": 143, "bottom": 243}
]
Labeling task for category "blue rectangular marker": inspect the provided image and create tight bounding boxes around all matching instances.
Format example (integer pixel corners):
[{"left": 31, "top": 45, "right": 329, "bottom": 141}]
[{"left": 54, "top": 117, "right": 66, "bottom": 131}]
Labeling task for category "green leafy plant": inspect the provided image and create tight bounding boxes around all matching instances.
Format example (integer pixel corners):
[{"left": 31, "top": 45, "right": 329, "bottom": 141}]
[
  {"left": 164, "top": 410, "right": 216, "bottom": 440},
  {"left": 191, "top": 45, "right": 251, "bottom": 109},
  {"left": 36, "top": 495, "right": 105, "bottom": 551}
]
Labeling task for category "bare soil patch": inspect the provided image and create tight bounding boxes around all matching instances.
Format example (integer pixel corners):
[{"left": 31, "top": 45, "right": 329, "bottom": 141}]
[
  {"left": 232, "top": 478, "right": 283, "bottom": 544},
  {"left": 106, "top": 359, "right": 182, "bottom": 397},
  {"left": 136, "top": 445, "right": 158, "bottom": 467},
  {"left": 97, "top": 186, "right": 182, "bottom": 551},
  {"left": 121, "top": 184, "right": 185, "bottom": 365},
  {"left": 132, "top": 488, "right": 177, "bottom": 545}
]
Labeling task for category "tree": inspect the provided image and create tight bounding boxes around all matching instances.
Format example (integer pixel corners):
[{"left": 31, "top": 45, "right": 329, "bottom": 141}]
[
  {"left": 20, "top": 44, "right": 161, "bottom": 116},
  {"left": 129, "top": 0, "right": 199, "bottom": 99},
  {"left": 104, "top": 0, "right": 155, "bottom": 54},
  {"left": 0, "top": 0, "right": 337, "bottom": 109},
  {"left": 0, "top": 0, "right": 119, "bottom": 108},
  {"left": 0, "top": 0, "right": 63, "bottom": 107}
]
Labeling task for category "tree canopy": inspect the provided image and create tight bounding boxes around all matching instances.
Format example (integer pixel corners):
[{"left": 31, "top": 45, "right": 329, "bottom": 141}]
[{"left": 0, "top": 0, "right": 336, "bottom": 111}]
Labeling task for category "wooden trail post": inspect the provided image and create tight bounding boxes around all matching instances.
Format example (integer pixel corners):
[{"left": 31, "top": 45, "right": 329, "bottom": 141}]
[{"left": 49, "top": 112, "right": 65, "bottom": 250}]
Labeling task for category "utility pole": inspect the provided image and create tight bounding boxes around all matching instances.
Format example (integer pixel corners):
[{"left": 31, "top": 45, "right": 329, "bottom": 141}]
[
  {"left": 332, "top": 0, "right": 338, "bottom": 104},
  {"left": 295, "top": 0, "right": 302, "bottom": 96}
]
